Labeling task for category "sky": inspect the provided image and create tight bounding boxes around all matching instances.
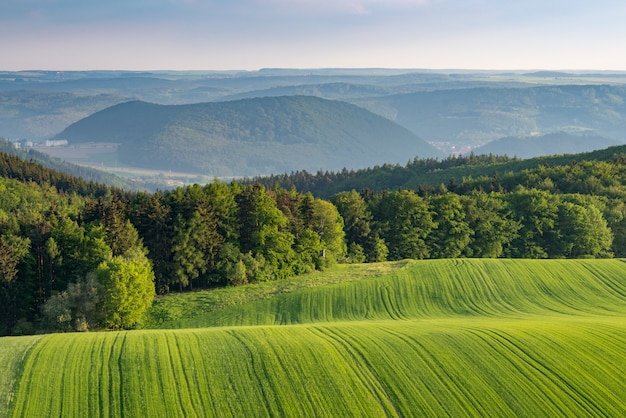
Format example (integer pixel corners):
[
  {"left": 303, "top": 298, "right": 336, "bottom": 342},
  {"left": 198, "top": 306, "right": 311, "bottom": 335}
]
[{"left": 1, "top": 0, "right": 625, "bottom": 71}]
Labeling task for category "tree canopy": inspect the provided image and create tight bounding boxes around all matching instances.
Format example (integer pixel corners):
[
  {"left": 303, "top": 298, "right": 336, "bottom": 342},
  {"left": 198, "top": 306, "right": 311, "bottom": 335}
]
[{"left": 2, "top": 147, "right": 626, "bottom": 335}]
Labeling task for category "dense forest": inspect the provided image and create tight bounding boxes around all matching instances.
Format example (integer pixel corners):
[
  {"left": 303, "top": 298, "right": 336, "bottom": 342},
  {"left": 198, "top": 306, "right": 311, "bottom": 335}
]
[
  {"left": 251, "top": 145, "right": 626, "bottom": 197},
  {"left": 3, "top": 146, "right": 626, "bottom": 335}
]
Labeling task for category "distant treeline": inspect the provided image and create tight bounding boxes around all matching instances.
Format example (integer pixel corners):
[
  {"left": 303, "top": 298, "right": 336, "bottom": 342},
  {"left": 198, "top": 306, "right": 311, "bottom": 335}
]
[
  {"left": 2, "top": 148, "right": 626, "bottom": 335},
  {"left": 250, "top": 145, "right": 626, "bottom": 197},
  {"left": 0, "top": 139, "right": 138, "bottom": 192}
]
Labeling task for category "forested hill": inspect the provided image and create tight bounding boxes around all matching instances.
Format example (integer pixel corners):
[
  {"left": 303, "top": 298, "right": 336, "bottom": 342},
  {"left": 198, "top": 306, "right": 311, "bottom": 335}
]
[
  {"left": 472, "top": 132, "right": 622, "bottom": 159},
  {"left": 354, "top": 84, "right": 626, "bottom": 151},
  {"left": 251, "top": 144, "right": 626, "bottom": 197},
  {"left": 0, "top": 149, "right": 128, "bottom": 198},
  {"left": 55, "top": 96, "right": 443, "bottom": 176},
  {"left": 0, "top": 139, "right": 138, "bottom": 192},
  {"left": 4, "top": 141, "right": 626, "bottom": 336}
]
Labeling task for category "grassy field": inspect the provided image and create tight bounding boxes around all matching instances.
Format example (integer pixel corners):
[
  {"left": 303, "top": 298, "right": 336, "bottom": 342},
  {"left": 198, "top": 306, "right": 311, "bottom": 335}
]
[
  {"left": 139, "top": 260, "right": 412, "bottom": 329},
  {"left": 3, "top": 259, "right": 626, "bottom": 416},
  {"left": 0, "top": 336, "right": 41, "bottom": 417},
  {"left": 141, "top": 258, "right": 626, "bottom": 329}
]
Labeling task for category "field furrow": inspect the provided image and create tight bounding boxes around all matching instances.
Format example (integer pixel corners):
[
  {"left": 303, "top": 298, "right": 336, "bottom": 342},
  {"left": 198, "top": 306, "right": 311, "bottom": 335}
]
[
  {"left": 7, "top": 318, "right": 626, "bottom": 417},
  {"left": 0, "top": 336, "right": 41, "bottom": 418},
  {"left": 5, "top": 259, "right": 626, "bottom": 416},
  {"left": 151, "top": 259, "right": 626, "bottom": 330}
]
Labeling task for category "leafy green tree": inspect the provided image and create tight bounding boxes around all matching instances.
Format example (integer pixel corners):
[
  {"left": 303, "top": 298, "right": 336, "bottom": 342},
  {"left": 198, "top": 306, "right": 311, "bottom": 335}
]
[
  {"left": 171, "top": 205, "right": 222, "bottom": 290},
  {"left": 236, "top": 184, "right": 288, "bottom": 253},
  {"left": 332, "top": 190, "right": 383, "bottom": 262},
  {"left": 461, "top": 191, "right": 520, "bottom": 258},
  {"left": 346, "top": 242, "right": 366, "bottom": 263},
  {"left": 0, "top": 233, "right": 30, "bottom": 284},
  {"left": 256, "top": 223, "right": 296, "bottom": 280},
  {"left": 48, "top": 217, "right": 111, "bottom": 292},
  {"left": 370, "top": 190, "right": 434, "bottom": 260},
  {"left": 236, "top": 184, "right": 296, "bottom": 280},
  {"left": 368, "top": 236, "right": 389, "bottom": 262},
  {"left": 294, "top": 228, "right": 324, "bottom": 273},
  {"left": 0, "top": 233, "right": 32, "bottom": 334},
  {"left": 226, "top": 259, "right": 248, "bottom": 286},
  {"left": 602, "top": 198, "right": 626, "bottom": 257},
  {"left": 426, "top": 193, "right": 471, "bottom": 258},
  {"left": 96, "top": 248, "right": 155, "bottom": 329},
  {"left": 310, "top": 198, "right": 346, "bottom": 265},
  {"left": 506, "top": 188, "right": 559, "bottom": 258},
  {"left": 553, "top": 198, "right": 613, "bottom": 258}
]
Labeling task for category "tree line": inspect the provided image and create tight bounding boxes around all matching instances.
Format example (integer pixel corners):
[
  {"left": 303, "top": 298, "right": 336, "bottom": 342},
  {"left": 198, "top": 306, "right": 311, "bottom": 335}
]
[
  {"left": 334, "top": 187, "right": 615, "bottom": 263},
  {"left": 0, "top": 139, "right": 138, "bottom": 192},
  {"left": 0, "top": 157, "right": 345, "bottom": 334},
  {"left": 2, "top": 149, "right": 626, "bottom": 335}
]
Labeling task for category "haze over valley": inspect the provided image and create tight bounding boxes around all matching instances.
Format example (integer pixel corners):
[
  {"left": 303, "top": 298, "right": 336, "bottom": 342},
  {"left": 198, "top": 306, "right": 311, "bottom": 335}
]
[{"left": 2, "top": 69, "right": 626, "bottom": 181}]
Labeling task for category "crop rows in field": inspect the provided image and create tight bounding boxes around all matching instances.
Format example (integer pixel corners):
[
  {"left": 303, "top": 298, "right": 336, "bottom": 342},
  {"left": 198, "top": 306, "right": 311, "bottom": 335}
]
[
  {"left": 5, "top": 258, "right": 626, "bottom": 416},
  {"left": 0, "top": 336, "right": 41, "bottom": 417},
  {"left": 9, "top": 317, "right": 626, "bottom": 417},
  {"left": 147, "top": 258, "right": 626, "bottom": 329}
]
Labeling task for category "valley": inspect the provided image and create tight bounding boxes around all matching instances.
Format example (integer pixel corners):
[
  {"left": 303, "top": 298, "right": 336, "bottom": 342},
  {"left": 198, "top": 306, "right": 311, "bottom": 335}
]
[{"left": 4, "top": 70, "right": 626, "bottom": 183}]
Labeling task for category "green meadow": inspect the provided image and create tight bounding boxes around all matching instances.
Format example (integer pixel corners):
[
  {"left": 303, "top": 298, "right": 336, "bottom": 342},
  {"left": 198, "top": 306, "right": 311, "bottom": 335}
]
[{"left": 3, "top": 259, "right": 626, "bottom": 416}]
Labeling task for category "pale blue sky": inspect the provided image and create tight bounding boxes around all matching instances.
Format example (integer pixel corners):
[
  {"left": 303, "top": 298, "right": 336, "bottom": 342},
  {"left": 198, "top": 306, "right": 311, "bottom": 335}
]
[{"left": 1, "top": 0, "right": 624, "bottom": 71}]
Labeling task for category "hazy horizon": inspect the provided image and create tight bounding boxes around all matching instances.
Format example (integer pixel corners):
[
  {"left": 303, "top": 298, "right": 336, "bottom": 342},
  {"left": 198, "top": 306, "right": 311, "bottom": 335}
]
[{"left": 1, "top": 1, "right": 625, "bottom": 72}]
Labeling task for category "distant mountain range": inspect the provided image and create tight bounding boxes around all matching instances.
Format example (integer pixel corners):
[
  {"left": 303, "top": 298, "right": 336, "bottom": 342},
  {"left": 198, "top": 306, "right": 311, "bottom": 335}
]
[
  {"left": 354, "top": 85, "right": 626, "bottom": 152},
  {"left": 55, "top": 96, "right": 442, "bottom": 176},
  {"left": 6, "top": 70, "right": 626, "bottom": 170},
  {"left": 0, "top": 90, "right": 123, "bottom": 140}
]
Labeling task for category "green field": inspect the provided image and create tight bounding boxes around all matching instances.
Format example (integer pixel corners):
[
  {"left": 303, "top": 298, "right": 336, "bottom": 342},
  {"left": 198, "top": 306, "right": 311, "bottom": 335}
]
[
  {"left": 0, "top": 336, "right": 41, "bottom": 417},
  {"left": 3, "top": 259, "right": 626, "bottom": 416}
]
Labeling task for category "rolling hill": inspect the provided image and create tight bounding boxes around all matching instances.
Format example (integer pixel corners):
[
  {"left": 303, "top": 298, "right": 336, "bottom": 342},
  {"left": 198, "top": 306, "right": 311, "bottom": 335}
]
[
  {"left": 472, "top": 132, "right": 624, "bottom": 159},
  {"left": 55, "top": 96, "right": 443, "bottom": 176},
  {"left": 3, "top": 259, "right": 626, "bottom": 416},
  {"left": 252, "top": 143, "right": 626, "bottom": 198},
  {"left": 0, "top": 90, "right": 123, "bottom": 140},
  {"left": 355, "top": 84, "right": 626, "bottom": 153}
]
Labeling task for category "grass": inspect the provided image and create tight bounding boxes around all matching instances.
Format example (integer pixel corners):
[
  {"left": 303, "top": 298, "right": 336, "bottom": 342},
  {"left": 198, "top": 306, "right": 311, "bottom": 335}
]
[
  {"left": 0, "top": 336, "right": 41, "bottom": 417},
  {"left": 4, "top": 258, "right": 626, "bottom": 416},
  {"left": 141, "top": 258, "right": 626, "bottom": 329},
  {"left": 8, "top": 318, "right": 626, "bottom": 417},
  {"left": 139, "top": 260, "right": 411, "bottom": 329}
]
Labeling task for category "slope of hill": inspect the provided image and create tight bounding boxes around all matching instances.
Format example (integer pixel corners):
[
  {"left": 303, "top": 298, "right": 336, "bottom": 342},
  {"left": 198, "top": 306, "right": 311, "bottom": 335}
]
[
  {"left": 215, "top": 79, "right": 533, "bottom": 102},
  {"left": 217, "top": 82, "right": 396, "bottom": 101},
  {"left": 141, "top": 258, "right": 626, "bottom": 329},
  {"left": 355, "top": 84, "right": 626, "bottom": 152},
  {"left": 252, "top": 144, "right": 626, "bottom": 197},
  {"left": 4, "top": 259, "right": 626, "bottom": 416},
  {"left": 55, "top": 96, "right": 442, "bottom": 176},
  {"left": 0, "top": 139, "right": 140, "bottom": 192},
  {"left": 473, "top": 132, "right": 623, "bottom": 158},
  {"left": 0, "top": 90, "right": 123, "bottom": 140}
]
